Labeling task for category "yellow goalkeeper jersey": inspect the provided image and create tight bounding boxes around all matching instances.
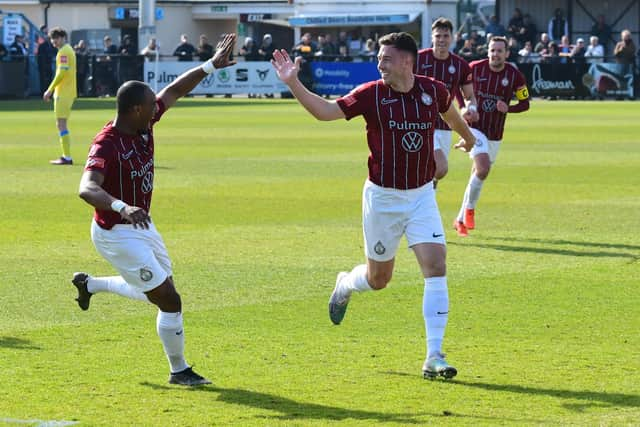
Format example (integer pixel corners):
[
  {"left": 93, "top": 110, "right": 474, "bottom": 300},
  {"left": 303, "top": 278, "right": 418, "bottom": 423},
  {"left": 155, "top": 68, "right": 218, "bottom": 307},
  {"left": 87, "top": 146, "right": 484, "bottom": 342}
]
[{"left": 47, "top": 43, "right": 77, "bottom": 98}]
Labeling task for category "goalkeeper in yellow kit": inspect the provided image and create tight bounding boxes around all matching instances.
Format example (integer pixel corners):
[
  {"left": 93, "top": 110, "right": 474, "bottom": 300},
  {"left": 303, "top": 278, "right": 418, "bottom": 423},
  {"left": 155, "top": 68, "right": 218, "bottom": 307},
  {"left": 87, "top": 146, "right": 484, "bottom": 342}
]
[{"left": 43, "top": 27, "right": 77, "bottom": 165}]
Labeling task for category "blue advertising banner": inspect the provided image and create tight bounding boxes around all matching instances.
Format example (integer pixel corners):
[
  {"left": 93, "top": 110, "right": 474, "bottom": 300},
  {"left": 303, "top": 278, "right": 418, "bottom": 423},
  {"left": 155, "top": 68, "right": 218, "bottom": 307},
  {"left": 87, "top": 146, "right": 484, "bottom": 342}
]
[{"left": 310, "top": 62, "right": 380, "bottom": 95}]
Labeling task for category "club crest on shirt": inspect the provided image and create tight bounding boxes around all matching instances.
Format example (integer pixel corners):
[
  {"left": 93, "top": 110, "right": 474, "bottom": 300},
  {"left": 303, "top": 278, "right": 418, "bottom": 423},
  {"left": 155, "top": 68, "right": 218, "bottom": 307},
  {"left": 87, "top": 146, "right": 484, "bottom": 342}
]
[
  {"left": 501, "top": 77, "right": 509, "bottom": 87},
  {"left": 140, "top": 268, "right": 153, "bottom": 282},
  {"left": 421, "top": 93, "right": 432, "bottom": 105},
  {"left": 448, "top": 65, "right": 456, "bottom": 74},
  {"left": 374, "top": 241, "right": 386, "bottom": 255}
]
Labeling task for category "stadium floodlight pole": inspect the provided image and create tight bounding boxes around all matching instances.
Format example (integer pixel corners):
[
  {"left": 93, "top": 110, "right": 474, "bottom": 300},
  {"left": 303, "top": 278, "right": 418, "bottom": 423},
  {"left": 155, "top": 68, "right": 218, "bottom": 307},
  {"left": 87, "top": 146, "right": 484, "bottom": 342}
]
[{"left": 138, "top": 0, "right": 157, "bottom": 91}]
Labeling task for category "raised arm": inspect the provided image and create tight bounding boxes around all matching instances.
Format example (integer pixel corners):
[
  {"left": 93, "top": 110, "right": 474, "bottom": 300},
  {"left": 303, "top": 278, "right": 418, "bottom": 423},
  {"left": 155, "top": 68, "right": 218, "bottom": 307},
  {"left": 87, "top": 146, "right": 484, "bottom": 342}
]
[
  {"left": 271, "top": 49, "right": 345, "bottom": 121},
  {"left": 159, "top": 33, "right": 237, "bottom": 109}
]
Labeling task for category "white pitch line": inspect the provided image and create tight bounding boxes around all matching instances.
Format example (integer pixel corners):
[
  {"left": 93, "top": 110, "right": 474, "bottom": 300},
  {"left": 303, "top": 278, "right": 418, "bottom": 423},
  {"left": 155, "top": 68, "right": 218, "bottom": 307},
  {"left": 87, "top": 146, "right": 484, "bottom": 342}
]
[{"left": 0, "top": 418, "right": 79, "bottom": 426}]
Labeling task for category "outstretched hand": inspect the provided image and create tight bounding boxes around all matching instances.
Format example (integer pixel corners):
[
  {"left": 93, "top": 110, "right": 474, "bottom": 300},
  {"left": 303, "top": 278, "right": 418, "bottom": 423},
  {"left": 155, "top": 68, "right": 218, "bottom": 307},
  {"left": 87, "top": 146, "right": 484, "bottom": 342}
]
[
  {"left": 211, "top": 33, "right": 237, "bottom": 69},
  {"left": 454, "top": 137, "right": 475, "bottom": 153},
  {"left": 271, "top": 49, "right": 303, "bottom": 84}
]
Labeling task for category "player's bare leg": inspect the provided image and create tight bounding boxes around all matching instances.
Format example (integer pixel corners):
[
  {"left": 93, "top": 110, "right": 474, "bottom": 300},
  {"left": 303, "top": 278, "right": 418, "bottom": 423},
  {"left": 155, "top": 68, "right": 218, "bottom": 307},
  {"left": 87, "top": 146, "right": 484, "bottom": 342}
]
[{"left": 433, "top": 148, "right": 448, "bottom": 190}]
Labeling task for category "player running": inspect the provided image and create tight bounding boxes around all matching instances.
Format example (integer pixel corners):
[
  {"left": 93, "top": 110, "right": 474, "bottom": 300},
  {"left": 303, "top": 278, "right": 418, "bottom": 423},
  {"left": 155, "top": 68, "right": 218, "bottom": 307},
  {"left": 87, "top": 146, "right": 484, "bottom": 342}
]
[
  {"left": 272, "top": 32, "right": 475, "bottom": 379},
  {"left": 71, "top": 34, "right": 236, "bottom": 386},
  {"left": 415, "top": 17, "right": 479, "bottom": 186},
  {"left": 453, "top": 36, "right": 530, "bottom": 237},
  {"left": 43, "top": 27, "right": 77, "bottom": 165}
]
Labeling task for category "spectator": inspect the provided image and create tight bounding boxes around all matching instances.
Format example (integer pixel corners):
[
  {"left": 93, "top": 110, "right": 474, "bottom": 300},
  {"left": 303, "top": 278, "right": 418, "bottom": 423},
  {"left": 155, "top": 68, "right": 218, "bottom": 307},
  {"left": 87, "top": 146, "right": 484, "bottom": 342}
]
[
  {"left": 534, "top": 32, "right": 550, "bottom": 54},
  {"left": 292, "top": 33, "right": 315, "bottom": 91},
  {"left": 336, "top": 44, "right": 352, "bottom": 62},
  {"left": 258, "top": 33, "right": 276, "bottom": 61},
  {"left": 584, "top": 36, "right": 604, "bottom": 63},
  {"left": 548, "top": 8, "right": 569, "bottom": 42},
  {"left": 360, "top": 38, "right": 377, "bottom": 62},
  {"left": 457, "top": 38, "right": 475, "bottom": 62},
  {"left": 323, "top": 33, "right": 338, "bottom": 59},
  {"left": 507, "top": 37, "right": 520, "bottom": 61},
  {"left": 239, "top": 37, "right": 260, "bottom": 61},
  {"left": 542, "top": 41, "right": 560, "bottom": 64},
  {"left": 519, "top": 14, "right": 538, "bottom": 45},
  {"left": 196, "top": 34, "right": 213, "bottom": 61},
  {"left": 591, "top": 14, "right": 612, "bottom": 54},
  {"left": 103, "top": 35, "right": 118, "bottom": 55},
  {"left": 485, "top": 15, "right": 507, "bottom": 37},
  {"left": 613, "top": 30, "right": 636, "bottom": 65},
  {"left": 74, "top": 40, "right": 89, "bottom": 96},
  {"left": 558, "top": 35, "right": 572, "bottom": 63},
  {"left": 173, "top": 34, "right": 195, "bottom": 62},
  {"left": 570, "top": 38, "right": 586, "bottom": 64},
  {"left": 517, "top": 41, "right": 535, "bottom": 63},
  {"left": 37, "top": 25, "right": 57, "bottom": 94},
  {"left": 337, "top": 31, "right": 349, "bottom": 56},
  {"left": 507, "top": 8, "right": 524, "bottom": 40},
  {"left": 140, "top": 37, "right": 159, "bottom": 61},
  {"left": 119, "top": 34, "right": 136, "bottom": 56},
  {"left": 9, "top": 34, "right": 27, "bottom": 57},
  {"left": 315, "top": 34, "right": 334, "bottom": 61}
]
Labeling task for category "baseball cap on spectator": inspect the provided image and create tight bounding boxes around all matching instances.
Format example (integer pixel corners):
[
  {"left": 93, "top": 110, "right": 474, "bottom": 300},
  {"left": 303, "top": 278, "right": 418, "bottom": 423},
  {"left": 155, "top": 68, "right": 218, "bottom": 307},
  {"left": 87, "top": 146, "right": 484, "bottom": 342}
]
[{"left": 577, "top": 38, "right": 584, "bottom": 43}]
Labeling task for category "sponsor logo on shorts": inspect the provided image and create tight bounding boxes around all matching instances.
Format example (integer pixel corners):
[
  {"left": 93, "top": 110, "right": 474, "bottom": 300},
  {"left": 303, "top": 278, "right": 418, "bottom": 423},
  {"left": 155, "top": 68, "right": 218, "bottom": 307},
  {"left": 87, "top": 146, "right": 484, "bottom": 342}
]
[
  {"left": 140, "top": 268, "right": 153, "bottom": 282},
  {"left": 374, "top": 241, "right": 386, "bottom": 255},
  {"left": 432, "top": 233, "right": 443, "bottom": 238}
]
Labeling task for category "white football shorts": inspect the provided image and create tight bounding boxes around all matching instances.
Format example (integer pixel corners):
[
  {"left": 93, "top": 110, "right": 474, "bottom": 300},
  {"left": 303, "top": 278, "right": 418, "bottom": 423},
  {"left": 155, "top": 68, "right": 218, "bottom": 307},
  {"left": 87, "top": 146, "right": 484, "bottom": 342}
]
[
  {"left": 468, "top": 128, "right": 502, "bottom": 164},
  {"left": 362, "top": 179, "right": 446, "bottom": 262},
  {"left": 433, "top": 129, "right": 453, "bottom": 159},
  {"left": 91, "top": 219, "right": 173, "bottom": 292}
]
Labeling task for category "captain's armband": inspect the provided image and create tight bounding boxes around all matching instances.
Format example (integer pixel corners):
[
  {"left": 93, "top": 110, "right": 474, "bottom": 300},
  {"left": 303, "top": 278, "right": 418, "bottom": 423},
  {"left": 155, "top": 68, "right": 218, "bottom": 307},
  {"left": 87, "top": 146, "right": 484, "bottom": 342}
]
[{"left": 515, "top": 86, "right": 529, "bottom": 101}]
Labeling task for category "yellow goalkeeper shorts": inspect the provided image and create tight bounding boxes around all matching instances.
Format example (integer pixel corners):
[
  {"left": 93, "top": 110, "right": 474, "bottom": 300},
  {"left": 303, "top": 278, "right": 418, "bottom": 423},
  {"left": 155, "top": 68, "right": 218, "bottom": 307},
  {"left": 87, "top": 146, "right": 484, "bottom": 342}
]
[{"left": 54, "top": 96, "right": 76, "bottom": 119}]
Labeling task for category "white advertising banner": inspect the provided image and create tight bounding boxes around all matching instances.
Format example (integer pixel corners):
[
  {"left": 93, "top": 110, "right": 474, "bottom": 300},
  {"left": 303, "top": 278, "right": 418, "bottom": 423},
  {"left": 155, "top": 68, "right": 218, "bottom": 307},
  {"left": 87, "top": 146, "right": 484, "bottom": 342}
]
[
  {"left": 144, "top": 61, "right": 288, "bottom": 95},
  {"left": 3, "top": 15, "right": 23, "bottom": 46}
]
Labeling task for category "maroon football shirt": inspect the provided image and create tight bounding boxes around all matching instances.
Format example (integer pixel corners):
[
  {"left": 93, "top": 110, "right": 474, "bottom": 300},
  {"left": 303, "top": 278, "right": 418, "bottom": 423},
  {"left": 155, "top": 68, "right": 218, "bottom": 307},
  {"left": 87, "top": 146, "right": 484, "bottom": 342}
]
[
  {"left": 85, "top": 98, "right": 166, "bottom": 229},
  {"left": 470, "top": 59, "right": 528, "bottom": 141},
  {"left": 415, "top": 48, "right": 472, "bottom": 130},
  {"left": 336, "top": 75, "right": 451, "bottom": 190}
]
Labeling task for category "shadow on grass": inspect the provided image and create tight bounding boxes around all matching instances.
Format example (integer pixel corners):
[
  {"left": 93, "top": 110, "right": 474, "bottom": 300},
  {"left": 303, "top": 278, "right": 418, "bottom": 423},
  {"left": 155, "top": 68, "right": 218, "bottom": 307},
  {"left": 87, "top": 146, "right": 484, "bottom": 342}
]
[
  {"left": 449, "top": 241, "right": 638, "bottom": 260},
  {"left": 141, "top": 381, "right": 456, "bottom": 423},
  {"left": 486, "top": 236, "right": 640, "bottom": 252},
  {"left": 449, "top": 380, "right": 640, "bottom": 410},
  {"left": 0, "top": 98, "right": 284, "bottom": 112},
  {"left": 0, "top": 336, "right": 41, "bottom": 350}
]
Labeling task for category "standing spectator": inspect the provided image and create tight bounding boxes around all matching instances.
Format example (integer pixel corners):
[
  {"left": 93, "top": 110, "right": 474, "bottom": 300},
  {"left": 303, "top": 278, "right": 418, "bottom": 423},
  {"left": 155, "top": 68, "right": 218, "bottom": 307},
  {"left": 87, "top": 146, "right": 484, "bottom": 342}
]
[
  {"left": 74, "top": 40, "right": 89, "bottom": 96},
  {"left": 141, "top": 37, "right": 159, "bottom": 61},
  {"left": 507, "top": 37, "right": 520, "bottom": 61},
  {"left": 173, "top": 34, "right": 195, "bottom": 62},
  {"left": 42, "top": 27, "right": 77, "bottom": 165},
  {"left": 292, "top": 33, "right": 315, "bottom": 91},
  {"left": 272, "top": 32, "right": 476, "bottom": 380},
  {"left": 37, "top": 25, "right": 57, "bottom": 94},
  {"left": 519, "top": 14, "right": 538, "bottom": 46},
  {"left": 534, "top": 33, "right": 550, "bottom": 54},
  {"left": 570, "top": 38, "right": 586, "bottom": 64},
  {"left": 9, "top": 34, "right": 27, "bottom": 57},
  {"left": 548, "top": 8, "right": 569, "bottom": 42},
  {"left": 103, "top": 35, "right": 118, "bottom": 55},
  {"left": 239, "top": 37, "right": 259, "bottom": 61},
  {"left": 485, "top": 15, "right": 507, "bottom": 37},
  {"left": 591, "top": 15, "right": 612, "bottom": 54},
  {"left": 119, "top": 34, "right": 136, "bottom": 56},
  {"left": 613, "top": 30, "right": 636, "bottom": 65},
  {"left": 72, "top": 34, "right": 237, "bottom": 387},
  {"left": 584, "top": 36, "right": 604, "bottom": 63},
  {"left": 196, "top": 34, "right": 214, "bottom": 61},
  {"left": 337, "top": 31, "right": 349, "bottom": 56},
  {"left": 99, "top": 36, "right": 118, "bottom": 96},
  {"left": 542, "top": 41, "right": 560, "bottom": 64},
  {"left": 507, "top": 8, "right": 524, "bottom": 40},
  {"left": 323, "top": 33, "right": 338, "bottom": 59},
  {"left": 453, "top": 36, "right": 530, "bottom": 237},
  {"left": 558, "top": 35, "right": 572, "bottom": 63},
  {"left": 258, "top": 33, "right": 276, "bottom": 61},
  {"left": 359, "top": 38, "right": 377, "bottom": 61}
]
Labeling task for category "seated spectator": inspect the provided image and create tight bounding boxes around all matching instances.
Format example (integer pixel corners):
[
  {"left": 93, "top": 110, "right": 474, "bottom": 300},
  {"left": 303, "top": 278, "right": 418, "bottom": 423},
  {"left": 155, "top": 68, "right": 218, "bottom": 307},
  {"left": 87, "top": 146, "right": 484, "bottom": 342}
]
[
  {"left": 614, "top": 30, "right": 636, "bottom": 65},
  {"left": 584, "top": 36, "right": 604, "bottom": 63},
  {"left": 196, "top": 34, "right": 213, "bottom": 61},
  {"left": 542, "top": 41, "right": 560, "bottom": 64},
  {"left": 534, "top": 33, "right": 550, "bottom": 54},
  {"left": 173, "top": 34, "right": 195, "bottom": 62},
  {"left": 558, "top": 35, "right": 572, "bottom": 63},
  {"left": 517, "top": 41, "right": 539, "bottom": 63},
  {"left": 485, "top": 15, "right": 507, "bottom": 37},
  {"left": 570, "top": 38, "right": 586, "bottom": 64},
  {"left": 507, "top": 8, "right": 524, "bottom": 40},
  {"left": 140, "top": 37, "right": 159, "bottom": 61},
  {"left": 548, "top": 8, "right": 569, "bottom": 42},
  {"left": 591, "top": 14, "right": 612, "bottom": 54}
]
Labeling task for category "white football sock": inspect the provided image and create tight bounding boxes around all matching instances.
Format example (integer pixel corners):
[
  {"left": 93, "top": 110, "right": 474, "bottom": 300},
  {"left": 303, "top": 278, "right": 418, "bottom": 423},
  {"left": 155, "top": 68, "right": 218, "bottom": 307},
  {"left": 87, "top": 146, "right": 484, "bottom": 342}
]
[
  {"left": 87, "top": 276, "right": 150, "bottom": 303},
  {"left": 466, "top": 174, "right": 485, "bottom": 209},
  {"left": 457, "top": 183, "right": 470, "bottom": 222},
  {"left": 423, "top": 276, "right": 448, "bottom": 358},
  {"left": 157, "top": 311, "right": 189, "bottom": 373},
  {"left": 341, "top": 264, "right": 372, "bottom": 293}
]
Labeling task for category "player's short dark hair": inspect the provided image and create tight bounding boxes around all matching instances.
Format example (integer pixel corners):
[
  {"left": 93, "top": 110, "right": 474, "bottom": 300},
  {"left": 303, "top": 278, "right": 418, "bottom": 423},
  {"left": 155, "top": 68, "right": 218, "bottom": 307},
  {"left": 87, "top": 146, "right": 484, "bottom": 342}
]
[
  {"left": 378, "top": 32, "right": 418, "bottom": 61},
  {"left": 489, "top": 36, "right": 508, "bottom": 48},
  {"left": 117, "top": 81, "right": 152, "bottom": 114},
  {"left": 432, "top": 17, "right": 453, "bottom": 34},
  {"left": 48, "top": 27, "right": 67, "bottom": 40}
]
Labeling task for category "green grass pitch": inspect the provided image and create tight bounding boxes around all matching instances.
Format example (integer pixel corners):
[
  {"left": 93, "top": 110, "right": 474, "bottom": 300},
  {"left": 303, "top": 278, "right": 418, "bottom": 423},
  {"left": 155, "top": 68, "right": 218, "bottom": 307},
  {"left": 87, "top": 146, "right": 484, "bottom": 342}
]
[{"left": 0, "top": 98, "right": 638, "bottom": 426}]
